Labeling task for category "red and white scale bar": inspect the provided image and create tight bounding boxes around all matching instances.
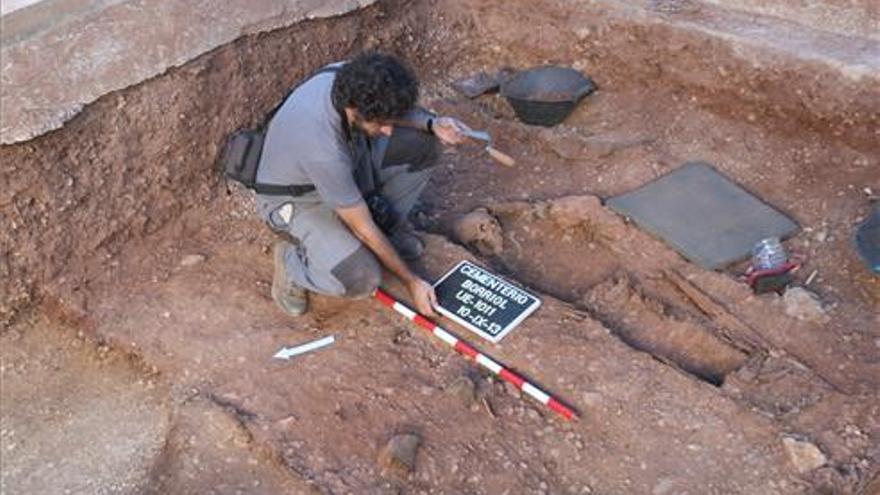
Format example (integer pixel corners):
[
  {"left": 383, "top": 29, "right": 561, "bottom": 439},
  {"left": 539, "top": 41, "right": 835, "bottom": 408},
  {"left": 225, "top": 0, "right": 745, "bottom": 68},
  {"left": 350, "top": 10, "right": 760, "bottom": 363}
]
[{"left": 374, "top": 288, "right": 578, "bottom": 421}]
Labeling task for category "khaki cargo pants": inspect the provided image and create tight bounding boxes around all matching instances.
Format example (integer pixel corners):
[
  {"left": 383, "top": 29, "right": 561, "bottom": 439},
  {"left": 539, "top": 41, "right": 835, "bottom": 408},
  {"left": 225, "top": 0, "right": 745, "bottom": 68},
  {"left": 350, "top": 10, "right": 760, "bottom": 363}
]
[{"left": 264, "top": 127, "right": 438, "bottom": 298}]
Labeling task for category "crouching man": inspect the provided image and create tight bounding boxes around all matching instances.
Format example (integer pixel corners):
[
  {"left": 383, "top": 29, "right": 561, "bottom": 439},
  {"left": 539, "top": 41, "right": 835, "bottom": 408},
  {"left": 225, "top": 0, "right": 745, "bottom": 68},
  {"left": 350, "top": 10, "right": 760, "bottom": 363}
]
[{"left": 255, "top": 52, "right": 469, "bottom": 318}]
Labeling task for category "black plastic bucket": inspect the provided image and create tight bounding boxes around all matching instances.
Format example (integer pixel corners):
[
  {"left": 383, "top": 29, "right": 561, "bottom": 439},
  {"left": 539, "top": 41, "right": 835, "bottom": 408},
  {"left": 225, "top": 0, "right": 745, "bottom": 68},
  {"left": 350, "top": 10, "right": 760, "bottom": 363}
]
[{"left": 501, "top": 66, "right": 596, "bottom": 126}]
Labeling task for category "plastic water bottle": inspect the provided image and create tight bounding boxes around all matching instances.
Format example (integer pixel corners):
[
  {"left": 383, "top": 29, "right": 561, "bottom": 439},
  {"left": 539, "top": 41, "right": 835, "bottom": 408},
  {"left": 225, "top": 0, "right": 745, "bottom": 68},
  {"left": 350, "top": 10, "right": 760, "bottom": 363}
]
[{"left": 751, "top": 237, "right": 788, "bottom": 271}]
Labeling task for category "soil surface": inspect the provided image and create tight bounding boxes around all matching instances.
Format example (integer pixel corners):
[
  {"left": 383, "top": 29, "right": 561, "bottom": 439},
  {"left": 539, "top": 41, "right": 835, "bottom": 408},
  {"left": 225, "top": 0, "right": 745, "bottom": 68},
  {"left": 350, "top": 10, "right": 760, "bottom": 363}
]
[
  {"left": 2, "top": 0, "right": 879, "bottom": 493},
  {"left": 0, "top": 319, "right": 169, "bottom": 494}
]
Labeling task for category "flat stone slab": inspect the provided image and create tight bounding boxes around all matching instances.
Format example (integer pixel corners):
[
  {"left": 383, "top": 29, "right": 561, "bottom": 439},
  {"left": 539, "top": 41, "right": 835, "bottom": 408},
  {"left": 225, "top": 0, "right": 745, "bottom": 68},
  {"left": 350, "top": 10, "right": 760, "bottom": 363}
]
[{"left": 607, "top": 161, "right": 799, "bottom": 269}]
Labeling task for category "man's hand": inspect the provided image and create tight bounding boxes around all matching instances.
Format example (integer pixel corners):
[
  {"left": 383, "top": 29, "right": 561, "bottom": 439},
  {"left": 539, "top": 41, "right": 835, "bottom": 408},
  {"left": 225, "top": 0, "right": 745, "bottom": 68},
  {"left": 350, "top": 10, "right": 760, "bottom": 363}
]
[
  {"left": 336, "top": 203, "right": 439, "bottom": 317},
  {"left": 406, "top": 277, "right": 439, "bottom": 317},
  {"left": 432, "top": 117, "right": 471, "bottom": 146}
]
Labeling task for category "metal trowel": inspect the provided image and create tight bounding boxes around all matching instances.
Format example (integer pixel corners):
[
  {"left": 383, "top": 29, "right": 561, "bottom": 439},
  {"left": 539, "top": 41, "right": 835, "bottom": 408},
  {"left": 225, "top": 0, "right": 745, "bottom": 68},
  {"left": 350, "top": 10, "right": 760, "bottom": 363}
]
[{"left": 462, "top": 129, "right": 516, "bottom": 167}]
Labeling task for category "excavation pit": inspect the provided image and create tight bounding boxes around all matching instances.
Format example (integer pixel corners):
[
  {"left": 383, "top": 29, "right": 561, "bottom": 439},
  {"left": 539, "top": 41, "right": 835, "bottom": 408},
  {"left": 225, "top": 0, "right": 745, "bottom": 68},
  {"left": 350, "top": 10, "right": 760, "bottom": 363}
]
[{"left": 2, "top": 0, "right": 878, "bottom": 493}]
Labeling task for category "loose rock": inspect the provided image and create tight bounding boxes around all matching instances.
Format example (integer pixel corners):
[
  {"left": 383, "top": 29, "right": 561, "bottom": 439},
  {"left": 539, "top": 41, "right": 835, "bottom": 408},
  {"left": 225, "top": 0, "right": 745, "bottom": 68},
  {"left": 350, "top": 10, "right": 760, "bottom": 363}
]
[
  {"left": 451, "top": 71, "right": 499, "bottom": 98},
  {"left": 782, "top": 287, "right": 829, "bottom": 324},
  {"left": 453, "top": 208, "right": 504, "bottom": 256},
  {"left": 547, "top": 195, "right": 618, "bottom": 231},
  {"left": 445, "top": 375, "right": 477, "bottom": 407},
  {"left": 782, "top": 437, "right": 826, "bottom": 473},
  {"left": 378, "top": 433, "right": 421, "bottom": 478}
]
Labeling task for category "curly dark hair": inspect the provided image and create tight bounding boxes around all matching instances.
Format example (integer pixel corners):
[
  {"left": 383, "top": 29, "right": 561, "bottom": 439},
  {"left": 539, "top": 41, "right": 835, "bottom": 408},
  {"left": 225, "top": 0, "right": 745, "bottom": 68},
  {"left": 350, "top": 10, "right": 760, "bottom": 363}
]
[{"left": 331, "top": 52, "right": 419, "bottom": 121}]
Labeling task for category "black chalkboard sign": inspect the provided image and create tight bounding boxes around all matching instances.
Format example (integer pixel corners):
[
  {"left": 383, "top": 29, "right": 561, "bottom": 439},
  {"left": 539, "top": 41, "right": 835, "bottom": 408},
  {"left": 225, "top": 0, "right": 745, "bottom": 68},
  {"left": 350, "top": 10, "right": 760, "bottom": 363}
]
[{"left": 433, "top": 261, "right": 541, "bottom": 343}]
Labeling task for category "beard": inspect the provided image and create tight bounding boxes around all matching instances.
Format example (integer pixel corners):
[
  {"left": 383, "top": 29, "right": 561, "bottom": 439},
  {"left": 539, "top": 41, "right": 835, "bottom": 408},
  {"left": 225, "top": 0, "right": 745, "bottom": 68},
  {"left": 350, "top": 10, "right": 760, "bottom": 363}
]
[{"left": 352, "top": 113, "right": 391, "bottom": 138}]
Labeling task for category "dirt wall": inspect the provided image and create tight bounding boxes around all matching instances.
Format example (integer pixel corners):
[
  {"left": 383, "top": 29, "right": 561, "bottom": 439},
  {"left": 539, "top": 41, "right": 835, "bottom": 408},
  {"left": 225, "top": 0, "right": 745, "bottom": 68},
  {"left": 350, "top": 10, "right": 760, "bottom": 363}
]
[
  {"left": 436, "top": 0, "right": 880, "bottom": 151},
  {"left": 0, "top": 1, "right": 435, "bottom": 328}
]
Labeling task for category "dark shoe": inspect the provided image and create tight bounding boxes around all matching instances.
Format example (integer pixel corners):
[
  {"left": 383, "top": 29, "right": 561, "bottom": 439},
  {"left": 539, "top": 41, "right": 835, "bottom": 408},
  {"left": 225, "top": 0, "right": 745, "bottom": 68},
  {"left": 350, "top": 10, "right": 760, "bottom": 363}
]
[
  {"left": 389, "top": 228, "right": 425, "bottom": 261},
  {"left": 272, "top": 241, "right": 308, "bottom": 316},
  {"left": 408, "top": 200, "right": 435, "bottom": 231}
]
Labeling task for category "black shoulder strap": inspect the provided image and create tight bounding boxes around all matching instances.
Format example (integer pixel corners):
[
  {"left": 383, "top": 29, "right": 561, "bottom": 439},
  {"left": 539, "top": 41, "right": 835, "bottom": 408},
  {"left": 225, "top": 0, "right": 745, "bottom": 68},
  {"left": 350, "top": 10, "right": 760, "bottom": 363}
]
[
  {"left": 253, "top": 65, "right": 344, "bottom": 197},
  {"left": 251, "top": 183, "right": 316, "bottom": 196}
]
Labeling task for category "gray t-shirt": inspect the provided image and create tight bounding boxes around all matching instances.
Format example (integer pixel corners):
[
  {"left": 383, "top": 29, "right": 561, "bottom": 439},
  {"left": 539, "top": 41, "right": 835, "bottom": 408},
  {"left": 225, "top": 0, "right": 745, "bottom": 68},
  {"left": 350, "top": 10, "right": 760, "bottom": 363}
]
[{"left": 255, "top": 65, "right": 363, "bottom": 221}]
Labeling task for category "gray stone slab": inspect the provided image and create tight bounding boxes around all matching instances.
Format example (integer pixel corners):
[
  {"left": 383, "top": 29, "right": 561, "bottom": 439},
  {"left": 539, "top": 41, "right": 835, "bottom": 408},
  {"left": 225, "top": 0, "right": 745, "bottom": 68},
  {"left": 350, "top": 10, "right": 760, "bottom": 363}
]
[
  {"left": 699, "top": 0, "right": 880, "bottom": 40},
  {"left": 607, "top": 162, "right": 799, "bottom": 269},
  {"left": 0, "top": 0, "right": 375, "bottom": 144}
]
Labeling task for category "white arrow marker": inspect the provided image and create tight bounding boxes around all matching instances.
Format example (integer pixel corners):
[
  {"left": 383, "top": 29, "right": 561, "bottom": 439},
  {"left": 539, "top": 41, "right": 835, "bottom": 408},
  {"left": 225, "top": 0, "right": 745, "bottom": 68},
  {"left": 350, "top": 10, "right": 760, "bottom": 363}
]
[{"left": 273, "top": 335, "right": 335, "bottom": 360}]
